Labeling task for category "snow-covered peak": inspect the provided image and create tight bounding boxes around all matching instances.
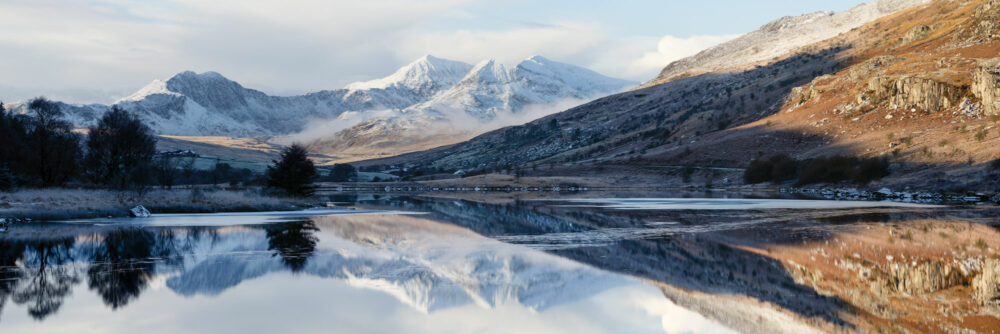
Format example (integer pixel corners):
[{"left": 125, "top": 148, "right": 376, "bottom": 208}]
[
  {"left": 117, "top": 79, "right": 180, "bottom": 103},
  {"left": 346, "top": 55, "right": 473, "bottom": 93},
  {"left": 458, "top": 59, "right": 514, "bottom": 85}
]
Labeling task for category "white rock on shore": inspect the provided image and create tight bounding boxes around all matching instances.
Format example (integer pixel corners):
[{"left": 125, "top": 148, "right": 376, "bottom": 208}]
[{"left": 129, "top": 205, "right": 151, "bottom": 218}]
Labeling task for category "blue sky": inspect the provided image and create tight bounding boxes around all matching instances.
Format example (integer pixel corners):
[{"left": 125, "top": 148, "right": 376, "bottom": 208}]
[{"left": 0, "top": 0, "right": 869, "bottom": 104}]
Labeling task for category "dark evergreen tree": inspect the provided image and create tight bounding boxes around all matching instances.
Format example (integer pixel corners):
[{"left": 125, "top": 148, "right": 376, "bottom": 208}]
[
  {"left": 328, "top": 163, "right": 357, "bottom": 182},
  {"left": 0, "top": 102, "right": 29, "bottom": 187},
  {"left": 85, "top": 106, "right": 157, "bottom": 190},
  {"left": 265, "top": 144, "right": 317, "bottom": 197}
]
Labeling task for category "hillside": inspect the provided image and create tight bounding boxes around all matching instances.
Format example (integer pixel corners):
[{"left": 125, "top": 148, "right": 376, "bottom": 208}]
[
  {"left": 358, "top": 0, "right": 1000, "bottom": 192},
  {"left": 642, "top": 0, "right": 930, "bottom": 86}
]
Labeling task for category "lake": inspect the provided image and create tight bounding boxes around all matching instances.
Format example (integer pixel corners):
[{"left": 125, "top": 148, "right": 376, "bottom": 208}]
[{"left": 1, "top": 193, "right": 998, "bottom": 333}]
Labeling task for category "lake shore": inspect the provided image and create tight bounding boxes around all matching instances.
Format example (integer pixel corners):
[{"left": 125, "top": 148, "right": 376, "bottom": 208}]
[
  {"left": 316, "top": 173, "right": 1000, "bottom": 205},
  {"left": 0, "top": 188, "right": 311, "bottom": 220}
]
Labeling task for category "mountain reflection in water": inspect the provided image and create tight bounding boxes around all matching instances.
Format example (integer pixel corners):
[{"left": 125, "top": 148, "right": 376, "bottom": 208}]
[
  {"left": 0, "top": 204, "right": 735, "bottom": 334},
  {"left": 1, "top": 195, "right": 996, "bottom": 333}
]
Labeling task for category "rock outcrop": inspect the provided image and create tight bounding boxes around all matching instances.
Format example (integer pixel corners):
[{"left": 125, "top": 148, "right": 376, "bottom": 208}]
[
  {"left": 872, "top": 261, "right": 968, "bottom": 295},
  {"left": 973, "top": 259, "right": 1000, "bottom": 314},
  {"left": 867, "top": 75, "right": 968, "bottom": 112},
  {"left": 973, "top": 58, "right": 1000, "bottom": 115}
]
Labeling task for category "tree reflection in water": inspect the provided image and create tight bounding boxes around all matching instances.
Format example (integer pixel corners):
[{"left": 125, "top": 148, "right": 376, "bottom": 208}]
[
  {"left": 0, "top": 240, "right": 27, "bottom": 322},
  {"left": 87, "top": 228, "right": 174, "bottom": 309},
  {"left": 263, "top": 221, "right": 319, "bottom": 272},
  {"left": 9, "top": 238, "right": 79, "bottom": 320}
]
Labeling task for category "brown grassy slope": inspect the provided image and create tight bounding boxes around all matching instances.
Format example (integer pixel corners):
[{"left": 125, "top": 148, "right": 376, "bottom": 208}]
[
  {"left": 357, "top": 0, "right": 1000, "bottom": 191},
  {"left": 630, "top": 0, "right": 1000, "bottom": 189}
]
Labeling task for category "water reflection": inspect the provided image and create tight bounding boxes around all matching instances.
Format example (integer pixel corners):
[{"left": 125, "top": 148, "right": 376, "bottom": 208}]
[
  {"left": 1, "top": 211, "right": 712, "bottom": 333},
  {"left": 263, "top": 222, "right": 319, "bottom": 272},
  {"left": 1, "top": 195, "right": 996, "bottom": 333}
]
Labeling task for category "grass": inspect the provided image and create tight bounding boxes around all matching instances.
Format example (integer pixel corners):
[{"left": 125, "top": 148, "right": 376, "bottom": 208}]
[{"left": 0, "top": 188, "right": 310, "bottom": 220}]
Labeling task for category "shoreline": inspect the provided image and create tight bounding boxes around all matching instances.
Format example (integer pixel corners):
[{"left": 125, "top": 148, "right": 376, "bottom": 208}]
[
  {"left": 4, "top": 182, "right": 997, "bottom": 222},
  {"left": 0, "top": 188, "right": 312, "bottom": 221},
  {"left": 317, "top": 182, "right": 1000, "bottom": 206}
]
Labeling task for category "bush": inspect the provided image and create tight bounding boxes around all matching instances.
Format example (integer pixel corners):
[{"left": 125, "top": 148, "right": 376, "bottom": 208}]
[
  {"left": 328, "top": 164, "right": 357, "bottom": 182},
  {"left": 746, "top": 154, "right": 890, "bottom": 186},
  {"left": 744, "top": 159, "right": 774, "bottom": 184},
  {"left": 796, "top": 155, "right": 890, "bottom": 185},
  {"left": 266, "top": 144, "right": 317, "bottom": 197},
  {"left": 769, "top": 154, "right": 799, "bottom": 182},
  {"left": 854, "top": 157, "right": 891, "bottom": 183},
  {"left": 743, "top": 154, "right": 798, "bottom": 184}
]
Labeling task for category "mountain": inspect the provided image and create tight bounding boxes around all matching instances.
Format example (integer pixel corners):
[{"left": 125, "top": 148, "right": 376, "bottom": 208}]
[
  {"left": 342, "top": 55, "right": 475, "bottom": 109},
  {"left": 356, "top": 0, "right": 1000, "bottom": 191},
  {"left": 6, "top": 55, "right": 631, "bottom": 161},
  {"left": 303, "top": 56, "right": 635, "bottom": 161},
  {"left": 642, "top": 0, "right": 931, "bottom": 87}
]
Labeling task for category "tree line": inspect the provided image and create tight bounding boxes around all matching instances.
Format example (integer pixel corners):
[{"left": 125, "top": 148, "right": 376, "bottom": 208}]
[
  {"left": 0, "top": 98, "right": 155, "bottom": 190},
  {"left": 0, "top": 97, "right": 330, "bottom": 197}
]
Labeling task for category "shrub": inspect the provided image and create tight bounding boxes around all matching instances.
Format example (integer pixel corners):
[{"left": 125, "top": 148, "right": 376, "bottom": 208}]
[
  {"left": 854, "top": 157, "right": 891, "bottom": 183},
  {"left": 975, "top": 129, "right": 988, "bottom": 142},
  {"left": 796, "top": 155, "right": 890, "bottom": 185},
  {"left": 769, "top": 154, "right": 799, "bottom": 182},
  {"left": 743, "top": 159, "right": 774, "bottom": 184},
  {"left": 743, "top": 154, "right": 799, "bottom": 184},
  {"left": 328, "top": 164, "right": 357, "bottom": 182}
]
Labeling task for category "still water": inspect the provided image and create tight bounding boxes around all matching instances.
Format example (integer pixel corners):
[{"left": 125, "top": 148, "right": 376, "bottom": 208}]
[{"left": 0, "top": 194, "right": 996, "bottom": 333}]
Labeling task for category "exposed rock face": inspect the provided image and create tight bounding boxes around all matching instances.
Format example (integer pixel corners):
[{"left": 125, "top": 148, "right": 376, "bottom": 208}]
[
  {"left": 973, "top": 58, "right": 1000, "bottom": 115},
  {"left": 896, "top": 24, "right": 934, "bottom": 47},
  {"left": 973, "top": 259, "right": 1000, "bottom": 313},
  {"left": 867, "top": 75, "right": 967, "bottom": 112},
  {"left": 872, "top": 261, "right": 968, "bottom": 295}
]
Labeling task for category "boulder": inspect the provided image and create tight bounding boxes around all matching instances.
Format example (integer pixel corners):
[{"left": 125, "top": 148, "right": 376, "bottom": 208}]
[{"left": 129, "top": 205, "right": 151, "bottom": 218}]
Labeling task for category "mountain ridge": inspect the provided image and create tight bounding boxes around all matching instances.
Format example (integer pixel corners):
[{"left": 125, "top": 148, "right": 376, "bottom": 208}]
[{"left": 6, "top": 55, "right": 632, "bottom": 158}]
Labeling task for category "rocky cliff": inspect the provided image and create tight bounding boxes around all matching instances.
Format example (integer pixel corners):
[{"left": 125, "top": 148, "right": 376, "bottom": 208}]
[{"left": 973, "top": 58, "right": 1000, "bottom": 115}]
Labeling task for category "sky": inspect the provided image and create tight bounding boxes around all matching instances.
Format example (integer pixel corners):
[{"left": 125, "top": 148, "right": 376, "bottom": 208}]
[{"left": 0, "top": 0, "right": 869, "bottom": 104}]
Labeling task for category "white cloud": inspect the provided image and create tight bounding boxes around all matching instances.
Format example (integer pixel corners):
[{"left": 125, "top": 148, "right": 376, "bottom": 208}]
[
  {"left": 0, "top": 0, "right": 741, "bottom": 104},
  {"left": 626, "top": 34, "right": 739, "bottom": 79}
]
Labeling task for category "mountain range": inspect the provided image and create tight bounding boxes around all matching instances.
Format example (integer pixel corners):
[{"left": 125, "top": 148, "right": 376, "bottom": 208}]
[
  {"left": 360, "top": 0, "right": 1000, "bottom": 192},
  {"left": 7, "top": 55, "right": 632, "bottom": 161}
]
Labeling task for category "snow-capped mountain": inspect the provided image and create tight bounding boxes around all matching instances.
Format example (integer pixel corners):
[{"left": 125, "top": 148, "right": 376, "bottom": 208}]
[
  {"left": 302, "top": 56, "right": 635, "bottom": 160},
  {"left": 8, "top": 55, "right": 631, "bottom": 151}
]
